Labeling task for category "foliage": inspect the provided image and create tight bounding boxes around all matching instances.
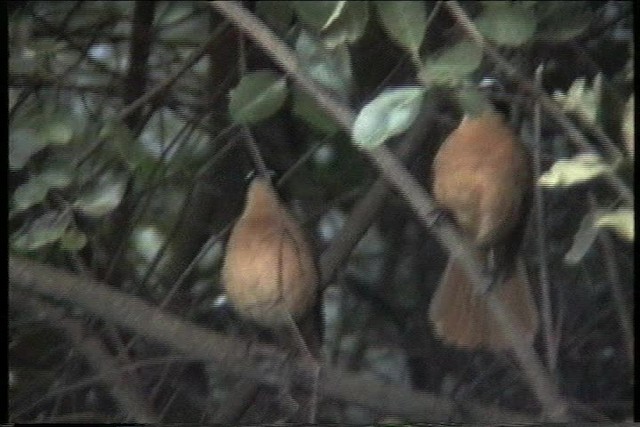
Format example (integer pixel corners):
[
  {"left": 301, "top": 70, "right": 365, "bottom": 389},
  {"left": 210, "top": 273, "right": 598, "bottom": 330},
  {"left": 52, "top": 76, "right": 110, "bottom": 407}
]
[{"left": 8, "top": 1, "right": 633, "bottom": 424}]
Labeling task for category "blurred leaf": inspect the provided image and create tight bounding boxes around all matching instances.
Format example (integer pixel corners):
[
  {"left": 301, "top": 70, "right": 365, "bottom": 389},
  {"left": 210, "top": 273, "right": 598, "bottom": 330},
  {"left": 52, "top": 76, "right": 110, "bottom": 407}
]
[
  {"left": 322, "top": 1, "right": 369, "bottom": 48},
  {"left": 352, "top": 87, "right": 425, "bottom": 149},
  {"left": 292, "top": 90, "right": 340, "bottom": 134},
  {"left": 296, "top": 31, "right": 353, "bottom": 96},
  {"left": 475, "top": 2, "right": 537, "bottom": 47},
  {"left": 538, "top": 153, "right": 612, "bottom": 187},
  {"left": 59, "top": 228, "right": 88, "bottom": 252},
  {"left": 256, "top": 1, "right": 294, "bottom": 34},
  {"left": 100, "top": 119, "right": 153, "bottom": 171},
  {"left": 535, "top": 1, "right": 592, "bottom": 42},
  {"left": 133, "top": 226, "right": 165, "bottom": 262},
  {"left": 564, "top": 209, "right": 602, "bottom": 264},
  {"left": 456, "top": 85, "right": 493, "bottom": 117},
  {"left": 294, "top": 1, "right": 345, "bottom": 32},
  {"left": 375, "top": 1, "right": 427, "bottom": 57},
  {"left": 595, "top": 208, "right": 634, "bottom": 242},
  {"left": 12, "top": 209, "right": 72, "bottom": 251},
  {"left": 228, "top": 70, "right": 288, "bottom": 125},
  {"left": 12, "top": 168, "right": 72, "bottom": 213},
  {"left": 553, "top": 75, "right": 602, "bottom": 125},
  {"left": 73, "top": 175, "right": 126, "bottom": 217},
  {"left": 12, "top": 180, "right": 49, "bottom": 214},
  {"left": 9, "top": 128, "right": 47, "bottom": 171},
  {"left": 421, "top": 40, "right": 484, "bottom": 86},
  {"left": 40, "top": 110, "right": 75, "bottom": 145}
]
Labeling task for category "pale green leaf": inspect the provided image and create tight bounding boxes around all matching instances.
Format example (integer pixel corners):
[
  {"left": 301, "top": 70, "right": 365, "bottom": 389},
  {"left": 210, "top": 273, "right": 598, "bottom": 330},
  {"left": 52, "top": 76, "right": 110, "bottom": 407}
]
[
  {"left": 553, "top": 75, "right": 602, "bottom": 125},
  {"left": 595, "top": 208, "right": 634, "bottom": 242},
  {"left": 538, "top": 153, "right": 612, "bottom": 187},
  {"left": 352, "top": 87, "right": 425, "bottom": 149}
]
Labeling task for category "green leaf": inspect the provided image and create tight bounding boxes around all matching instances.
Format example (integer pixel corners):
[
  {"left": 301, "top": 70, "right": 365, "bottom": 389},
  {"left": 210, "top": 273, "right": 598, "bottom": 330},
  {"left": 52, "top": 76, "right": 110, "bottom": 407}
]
[
  {"left": 352, "top": 87, "right": 425, "bottom": 149},
  {"left": 40, "top": 110, "right": 76, "bottom": 145},
  {"left": 12, "top": 210, "right": 72, "bottom": 251},
  {"left": 421, "top": 40, "right": 484, "bottom": 86},
  {"left": 99, "top": 119, "right": 152, "bottom": 171},
  {"left": 294, "top": 1, "right": 345, "bottom": 32},
  {"left": 73, "top": 175, "right": 126, "bottom": 217},
  {"left": 564, "top": 210, "right": 602, "bottom": 264},
  {"left": 322, "top": 1, "right": 369, "bottom": 48},
  {"left": 59, "top": 229, "right": 88, "bottom": 252},
  {"left": 9, "top": 128, "right": 47, "bottom": 171},
  {"left": 375, "top": 1, "right": 427, "bottom": 56},
  {"left": 11, "top": 168, "right": 72, "bottom": 213},
  {"left": 292, "top": 90, "right": 340, "bottom": 134},
  {"left": 535, "top": 2, "right": 592, "bottom": 42},
  {"left": 296, "top": 31, "right": 353, "bottom": 96},
  {"left": 133, "top": 226, "right": 165, "bottom": 262},
  {"left": 228, "top": 71, "right": 288, "bottom": 125},
  {"left": 553, "top": 75, "right": 602, "bottom": 125},
  {"left": 538, "top": 153, "right": 612, "bottom": 187},
  {"left": 475, "top": 3, "right": 536, "bottom": 47},
  {"left": 595, "top": 208, "right": 634, "bottom": 242}
]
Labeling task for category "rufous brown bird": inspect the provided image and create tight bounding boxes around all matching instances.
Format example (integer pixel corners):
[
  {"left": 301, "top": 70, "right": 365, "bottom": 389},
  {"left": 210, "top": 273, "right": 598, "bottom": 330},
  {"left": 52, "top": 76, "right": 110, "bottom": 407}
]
[
  {"left": 428, "top": 108, "right": 539, "bottom": 351},
  {"left": 221, "top": 175, "right": 322, "bottom": 357}
]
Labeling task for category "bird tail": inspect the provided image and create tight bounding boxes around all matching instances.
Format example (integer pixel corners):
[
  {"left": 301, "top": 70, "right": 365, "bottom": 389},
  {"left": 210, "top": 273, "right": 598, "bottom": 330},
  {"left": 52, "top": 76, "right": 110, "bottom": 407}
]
[{"left": 429, "top": 256, "right": 539, "bottom": 351}]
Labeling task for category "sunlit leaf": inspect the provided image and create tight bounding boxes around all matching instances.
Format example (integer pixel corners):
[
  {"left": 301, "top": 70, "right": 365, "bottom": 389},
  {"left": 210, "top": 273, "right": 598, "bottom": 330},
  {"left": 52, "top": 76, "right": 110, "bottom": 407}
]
[
  {"left": 538, "top": 153, "right": 612, "bottom": 187},
  {"left": 595, "top": 208, "right": 634, "bottom": 242},
  {"left": 352, "top": 87, "right": 425, "bottom": 149},
  {"left": 553, "top": 75, "right": 602, "bottom": 125}
]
